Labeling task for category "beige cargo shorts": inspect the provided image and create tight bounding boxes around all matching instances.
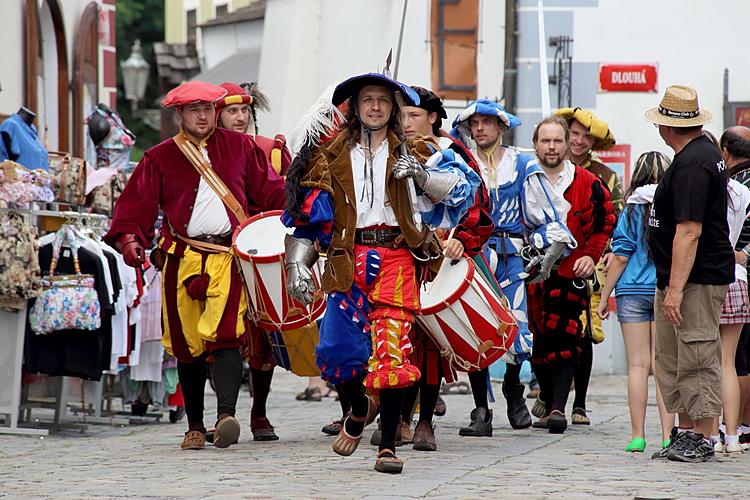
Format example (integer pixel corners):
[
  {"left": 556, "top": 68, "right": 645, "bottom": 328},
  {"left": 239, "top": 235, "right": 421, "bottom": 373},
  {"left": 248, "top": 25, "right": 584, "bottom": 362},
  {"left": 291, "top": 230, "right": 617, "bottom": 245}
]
[{"left": 654, "top": 282, "right": 727, "bottom": 421}]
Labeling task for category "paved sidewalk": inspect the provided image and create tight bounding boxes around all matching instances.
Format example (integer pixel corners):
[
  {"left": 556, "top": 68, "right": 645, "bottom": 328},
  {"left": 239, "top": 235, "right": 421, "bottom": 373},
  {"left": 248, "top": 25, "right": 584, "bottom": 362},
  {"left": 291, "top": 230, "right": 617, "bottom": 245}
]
[{"left": 0, "top": 371, "right": 747, "bottom": 499}]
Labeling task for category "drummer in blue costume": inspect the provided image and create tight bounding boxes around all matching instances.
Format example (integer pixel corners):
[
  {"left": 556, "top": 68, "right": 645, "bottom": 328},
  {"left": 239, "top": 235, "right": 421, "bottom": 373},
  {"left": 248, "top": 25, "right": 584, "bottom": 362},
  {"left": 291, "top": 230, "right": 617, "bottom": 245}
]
[{"left": 450, "top": 99, "right": 575, "bottom": 434}]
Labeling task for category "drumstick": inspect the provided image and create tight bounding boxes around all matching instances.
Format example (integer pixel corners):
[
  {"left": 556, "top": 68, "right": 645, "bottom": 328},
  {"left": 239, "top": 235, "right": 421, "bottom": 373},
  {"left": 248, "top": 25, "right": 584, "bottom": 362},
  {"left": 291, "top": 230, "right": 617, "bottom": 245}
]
[{"left": 426, "top": 227, "right": 457, "bottom": 295}]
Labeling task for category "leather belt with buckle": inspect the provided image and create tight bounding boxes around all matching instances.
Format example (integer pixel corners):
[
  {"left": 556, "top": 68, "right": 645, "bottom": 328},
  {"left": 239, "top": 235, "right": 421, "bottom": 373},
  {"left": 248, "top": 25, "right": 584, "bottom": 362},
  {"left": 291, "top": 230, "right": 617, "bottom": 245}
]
[
  {"left": 191, "top": 233, "right": 232, "bottom": 246},
  {"left": 355, "top": 227, "right": 402, "bottom": 246}
]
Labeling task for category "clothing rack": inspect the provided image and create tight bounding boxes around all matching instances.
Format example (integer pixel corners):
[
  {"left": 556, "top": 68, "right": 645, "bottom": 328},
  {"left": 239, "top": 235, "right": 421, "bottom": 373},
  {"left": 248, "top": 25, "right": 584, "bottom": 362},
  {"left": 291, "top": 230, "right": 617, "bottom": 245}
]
[{"left": 0, "top": 205, "right": 112, "bottom": 435}]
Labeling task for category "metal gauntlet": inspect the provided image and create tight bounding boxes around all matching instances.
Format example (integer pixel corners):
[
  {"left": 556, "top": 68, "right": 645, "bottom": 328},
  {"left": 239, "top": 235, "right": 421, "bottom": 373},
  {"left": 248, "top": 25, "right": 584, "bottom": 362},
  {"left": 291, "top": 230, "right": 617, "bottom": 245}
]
[
  {"left": 393, "top": 155, "right": 460, "bottom": 203},
  {"left": 284, "top": 234, "right": 319, "bottom": 305},
  {"left": 530, "top": 240, "right": 567, "bottom": 283}
]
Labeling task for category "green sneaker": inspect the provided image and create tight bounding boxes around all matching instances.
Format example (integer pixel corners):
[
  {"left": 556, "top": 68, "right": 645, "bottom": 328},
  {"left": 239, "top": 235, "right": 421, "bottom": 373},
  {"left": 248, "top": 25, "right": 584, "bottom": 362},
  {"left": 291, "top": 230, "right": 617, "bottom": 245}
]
[{"left": 625, "top": 437, "right": 646, "bottom": 452}]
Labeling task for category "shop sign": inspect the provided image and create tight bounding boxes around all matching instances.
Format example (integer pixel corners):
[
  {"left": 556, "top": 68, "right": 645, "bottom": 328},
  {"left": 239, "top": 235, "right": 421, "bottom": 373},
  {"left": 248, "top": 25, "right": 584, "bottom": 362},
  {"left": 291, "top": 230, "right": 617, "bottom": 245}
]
[{"left": 599, "top": 63, "right": 658, "bottom": 92}]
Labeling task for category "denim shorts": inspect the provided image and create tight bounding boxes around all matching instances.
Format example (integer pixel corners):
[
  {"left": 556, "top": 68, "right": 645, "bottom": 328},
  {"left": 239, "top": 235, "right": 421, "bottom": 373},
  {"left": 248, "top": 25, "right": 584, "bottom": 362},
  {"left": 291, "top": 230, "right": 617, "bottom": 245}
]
[{"left": 616, "top": 294, "right": 655, "bottom": 323}]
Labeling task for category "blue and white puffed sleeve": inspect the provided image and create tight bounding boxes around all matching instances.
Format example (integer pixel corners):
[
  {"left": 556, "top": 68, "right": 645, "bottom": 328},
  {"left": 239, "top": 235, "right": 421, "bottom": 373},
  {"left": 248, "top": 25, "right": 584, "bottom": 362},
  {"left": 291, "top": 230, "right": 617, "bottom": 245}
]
[{"left": 417, "top": 149, "right": 481, "bottom": 229}]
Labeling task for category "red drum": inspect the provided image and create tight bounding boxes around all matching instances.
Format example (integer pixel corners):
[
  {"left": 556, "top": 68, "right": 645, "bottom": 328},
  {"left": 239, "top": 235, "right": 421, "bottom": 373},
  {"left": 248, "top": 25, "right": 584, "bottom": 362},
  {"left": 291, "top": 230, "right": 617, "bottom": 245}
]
[
  {"left": 232, "top": 210, "right": 326, "bottom": 331},
  {"left": 418, "top": 257, "right": 518, "bottom": 372}
]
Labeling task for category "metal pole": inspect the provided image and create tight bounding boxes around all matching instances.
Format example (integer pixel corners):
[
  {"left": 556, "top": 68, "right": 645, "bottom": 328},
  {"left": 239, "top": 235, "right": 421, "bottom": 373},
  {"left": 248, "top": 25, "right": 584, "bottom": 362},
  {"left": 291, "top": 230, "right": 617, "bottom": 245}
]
[
  {"left": 537, "top": 0, "right": 551, "bottom": 116},
  {"left": 394, "top": 0, "right": 409, "bottom": 79}
]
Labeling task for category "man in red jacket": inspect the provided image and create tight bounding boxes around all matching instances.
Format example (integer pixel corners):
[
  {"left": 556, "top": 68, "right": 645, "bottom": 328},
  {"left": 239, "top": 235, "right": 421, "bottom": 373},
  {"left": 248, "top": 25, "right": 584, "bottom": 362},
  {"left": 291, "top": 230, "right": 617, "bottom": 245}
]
[
  {"left": 526, "top": 116, "right": 615, "bottom": 434},
  {"left": 105, "top": 81, "right": 286, "bottom": 451}
]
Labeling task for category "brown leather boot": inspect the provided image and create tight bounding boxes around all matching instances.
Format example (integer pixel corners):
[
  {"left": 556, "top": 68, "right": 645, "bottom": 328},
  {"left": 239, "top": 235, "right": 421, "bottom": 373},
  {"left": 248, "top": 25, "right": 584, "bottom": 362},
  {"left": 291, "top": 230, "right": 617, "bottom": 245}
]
[{"left": 412, "top": 420, "right": 437, "bottom": 451}]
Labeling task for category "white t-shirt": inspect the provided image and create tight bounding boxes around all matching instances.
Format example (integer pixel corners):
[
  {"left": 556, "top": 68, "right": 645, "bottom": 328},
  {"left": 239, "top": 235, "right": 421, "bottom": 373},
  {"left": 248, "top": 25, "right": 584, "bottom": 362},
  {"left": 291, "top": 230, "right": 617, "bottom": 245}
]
[{"left": 727, "top": 178, "right": 750, "bottom": 282}]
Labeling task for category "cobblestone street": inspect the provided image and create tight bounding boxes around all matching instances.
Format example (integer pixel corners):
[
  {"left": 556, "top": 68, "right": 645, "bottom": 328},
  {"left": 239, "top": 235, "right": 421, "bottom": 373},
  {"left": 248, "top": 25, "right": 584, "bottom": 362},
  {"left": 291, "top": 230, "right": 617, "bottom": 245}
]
[{"left": 0, "top": 372, "right": 747, "bottom": 499}]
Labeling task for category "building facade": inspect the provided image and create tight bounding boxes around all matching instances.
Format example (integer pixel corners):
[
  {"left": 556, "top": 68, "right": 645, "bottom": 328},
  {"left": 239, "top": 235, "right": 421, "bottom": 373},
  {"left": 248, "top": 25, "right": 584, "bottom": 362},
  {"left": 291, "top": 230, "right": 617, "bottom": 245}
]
[{"left": 0, "top": 0, "right": 116, "bottom": 157}]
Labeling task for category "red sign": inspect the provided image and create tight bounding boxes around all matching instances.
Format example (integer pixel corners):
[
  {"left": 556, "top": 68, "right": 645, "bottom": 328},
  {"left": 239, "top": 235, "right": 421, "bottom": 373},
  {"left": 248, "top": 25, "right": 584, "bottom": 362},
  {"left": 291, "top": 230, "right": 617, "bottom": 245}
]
[
  {"left": 596, "top": 144, "right": 631, "bottom": 190},
  {"left": 737, "top": 107, "right": 750, "bottom": 127},
  {"left": 599, "top": 64, "right": 658, "bottom": 93}
]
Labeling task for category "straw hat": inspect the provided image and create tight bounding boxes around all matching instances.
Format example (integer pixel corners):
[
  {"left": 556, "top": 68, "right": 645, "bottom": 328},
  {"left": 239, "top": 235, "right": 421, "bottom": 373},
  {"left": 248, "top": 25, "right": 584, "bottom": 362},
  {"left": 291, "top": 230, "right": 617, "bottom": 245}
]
[{"left": 644, "top": 85, "right": 713, "bottom": 127}]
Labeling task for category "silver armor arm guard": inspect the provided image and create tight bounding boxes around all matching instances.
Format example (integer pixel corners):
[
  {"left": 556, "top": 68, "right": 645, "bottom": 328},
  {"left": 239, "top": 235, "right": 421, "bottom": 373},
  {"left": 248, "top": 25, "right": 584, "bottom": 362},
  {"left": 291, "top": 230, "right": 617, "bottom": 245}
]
[
  {"left": 393, "top": 155, "right": 460, "bottom": 203},
  {"left": 284, "top": 234, "right": 319, "bottom": 305},
  {"left": 528, "top": 240, "right": 568, "bottom": 284}
]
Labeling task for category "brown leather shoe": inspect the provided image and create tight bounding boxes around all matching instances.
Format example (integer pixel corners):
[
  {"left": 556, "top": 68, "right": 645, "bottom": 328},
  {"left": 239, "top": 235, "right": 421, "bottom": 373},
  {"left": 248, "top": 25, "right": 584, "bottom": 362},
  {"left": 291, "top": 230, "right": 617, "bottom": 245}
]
[
  {"left": 412, "top": 421, "right": 437, "bottom": 451},
  {"left": 214, "top": 415, "right": 241, "bottom": 448},
  {"left": 180, "top": 430, "right": 206, "bottom": 450}
]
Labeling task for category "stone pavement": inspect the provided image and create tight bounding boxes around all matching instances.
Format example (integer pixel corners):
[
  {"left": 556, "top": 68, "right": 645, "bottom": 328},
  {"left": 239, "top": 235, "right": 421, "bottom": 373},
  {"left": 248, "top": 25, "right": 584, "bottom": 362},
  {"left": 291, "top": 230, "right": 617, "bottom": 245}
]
[{"left": 0, "top": 371, "right": 747, "bottom": 499}]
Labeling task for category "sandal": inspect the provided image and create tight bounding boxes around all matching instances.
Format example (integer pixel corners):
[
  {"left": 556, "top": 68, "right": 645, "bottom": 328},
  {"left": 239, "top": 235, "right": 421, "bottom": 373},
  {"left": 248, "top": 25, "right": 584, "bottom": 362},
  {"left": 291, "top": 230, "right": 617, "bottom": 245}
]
[
  {"left": 180, "top": 430, "right": 206, "bottom": 450},
  {"left": 441, "top": 381, "right": 471, "bottom": 395},
  {"left": 295, "top": 387, "right": 322, "bottom": 401},
  {"left": 571, "top": 407, "right": 590, "bottom": 425},
  {"left": 531, "top": 398, "right": 546, "bottom": 419},
  {"left": 332, "top": 415, "right": 365, "bottom": 456},
  {"left": 374, "top": 449, "right": 403, "bottom": 474}
]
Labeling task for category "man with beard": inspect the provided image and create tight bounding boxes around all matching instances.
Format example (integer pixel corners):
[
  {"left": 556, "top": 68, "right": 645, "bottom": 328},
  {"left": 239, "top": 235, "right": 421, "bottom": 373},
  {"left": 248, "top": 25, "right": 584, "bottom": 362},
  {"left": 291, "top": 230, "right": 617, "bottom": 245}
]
[
  {"left": 450, "top": 101, "right": 575, "bottom": 435},
  {"left": 283, "top": 73, "right": 478, "bottom": 473},
  {"left": 397, "top": 86, "right": 492, "bottom": 451},
  {"left": 526, "top": 116, "right": 615, "bottom": 433},
  {"left": 105, "top": 81, "right": 286, "bottom": 450}
]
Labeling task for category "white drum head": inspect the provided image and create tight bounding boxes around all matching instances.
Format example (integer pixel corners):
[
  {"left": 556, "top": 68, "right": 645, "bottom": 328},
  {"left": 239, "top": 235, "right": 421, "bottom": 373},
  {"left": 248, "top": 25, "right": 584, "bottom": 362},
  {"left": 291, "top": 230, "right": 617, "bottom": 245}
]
[
  {"left": 420, "top": 258, "right": 470, "bottom": 309},
  {"left": 235, "top": 214, "right": 291, "bottom": 258}
]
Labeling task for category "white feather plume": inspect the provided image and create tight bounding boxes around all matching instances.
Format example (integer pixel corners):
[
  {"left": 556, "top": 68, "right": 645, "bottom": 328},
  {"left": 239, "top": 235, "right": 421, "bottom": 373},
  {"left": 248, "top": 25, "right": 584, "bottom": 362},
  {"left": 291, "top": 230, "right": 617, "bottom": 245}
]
[{"left": 291, "top": 83, "right": 345, "bottom": 155}]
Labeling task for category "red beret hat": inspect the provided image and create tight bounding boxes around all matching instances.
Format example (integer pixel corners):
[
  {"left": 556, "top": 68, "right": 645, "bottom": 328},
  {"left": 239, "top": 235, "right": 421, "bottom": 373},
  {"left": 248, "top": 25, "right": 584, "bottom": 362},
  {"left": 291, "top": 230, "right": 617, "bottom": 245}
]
[
  {"left": 161, "top": 81, "right": 228, "bottom": 108},
  {"left": 215, "top": 82, "right": 254, "bottom": 111}
]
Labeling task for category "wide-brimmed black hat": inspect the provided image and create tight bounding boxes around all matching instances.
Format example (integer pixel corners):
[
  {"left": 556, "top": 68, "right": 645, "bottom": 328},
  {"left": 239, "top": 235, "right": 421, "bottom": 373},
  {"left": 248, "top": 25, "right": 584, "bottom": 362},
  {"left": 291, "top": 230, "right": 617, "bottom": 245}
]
[{"left": 332, "top": 73, "right": 420, "bottom": 107}]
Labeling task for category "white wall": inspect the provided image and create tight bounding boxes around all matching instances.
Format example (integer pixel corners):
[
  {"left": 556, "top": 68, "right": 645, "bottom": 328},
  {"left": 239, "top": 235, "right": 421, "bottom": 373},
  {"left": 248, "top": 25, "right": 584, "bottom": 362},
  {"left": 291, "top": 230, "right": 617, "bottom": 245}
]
[
  {"left": 258, "top": 0, "right": 507, "bottom": 139},
  {"left": 203, "top": 19, "right": 264, "bottom": 69},
  {"left": 573, "top": 0, "right": 750, "bottom": 166},
  {"left": 0, "top": 1, "right": 24, "bottom": 116}
]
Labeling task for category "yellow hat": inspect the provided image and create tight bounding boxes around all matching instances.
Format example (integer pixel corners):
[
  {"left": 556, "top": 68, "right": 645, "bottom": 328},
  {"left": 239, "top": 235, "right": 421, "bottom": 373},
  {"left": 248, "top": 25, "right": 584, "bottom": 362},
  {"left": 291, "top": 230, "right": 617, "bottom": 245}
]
[{"left": 555, "top": 107, "right": 616, "bottom": 151}]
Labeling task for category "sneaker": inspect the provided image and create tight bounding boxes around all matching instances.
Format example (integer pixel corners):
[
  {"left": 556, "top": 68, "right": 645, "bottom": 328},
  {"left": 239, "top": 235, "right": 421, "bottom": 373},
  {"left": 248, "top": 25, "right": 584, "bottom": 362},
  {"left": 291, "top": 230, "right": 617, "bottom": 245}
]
[
  {"left": 667, "top": 432, "right": 715, "bottom": 463},
  {"left": 725, "top": 441, "right": 744, "bottom": 454},
  {"left": 652, "top": 427, "right": 680, "bottom": 460},
  {"left": 714, "top": 440, "right": 725, "bottom": 453}
]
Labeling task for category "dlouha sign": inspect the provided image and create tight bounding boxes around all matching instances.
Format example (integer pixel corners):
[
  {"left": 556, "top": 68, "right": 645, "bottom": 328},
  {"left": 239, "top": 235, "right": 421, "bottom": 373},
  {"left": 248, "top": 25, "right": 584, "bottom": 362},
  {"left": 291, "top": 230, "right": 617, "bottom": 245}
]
[{"left": 599, "top": 63, "right": 658, "bottom": 93}]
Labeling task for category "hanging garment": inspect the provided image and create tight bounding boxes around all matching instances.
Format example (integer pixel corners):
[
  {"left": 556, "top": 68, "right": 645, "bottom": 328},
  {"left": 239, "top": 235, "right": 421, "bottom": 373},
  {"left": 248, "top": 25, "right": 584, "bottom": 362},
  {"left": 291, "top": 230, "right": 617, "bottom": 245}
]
[{"left": 0, "top": 210, "right": 41, "bottom": 311}]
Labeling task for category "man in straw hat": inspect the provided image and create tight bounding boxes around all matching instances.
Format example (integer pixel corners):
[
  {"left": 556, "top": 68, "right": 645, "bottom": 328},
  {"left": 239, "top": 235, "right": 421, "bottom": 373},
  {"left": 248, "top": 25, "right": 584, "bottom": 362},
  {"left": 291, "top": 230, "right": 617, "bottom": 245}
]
[
  {"left": 105, "top": 80, "right": 286, "bottom": 451},
  {"left": 283, "top": 72, "right": 479, "bottom": 473},
  {"left": 554, "top": 107, "right": 624, "bottom": 426},
  {"left": 450, "top": 100, "right": 576, "bottom": 435},
  {"left": 646, "top": 85, "right": 734, "bottom": 462}
]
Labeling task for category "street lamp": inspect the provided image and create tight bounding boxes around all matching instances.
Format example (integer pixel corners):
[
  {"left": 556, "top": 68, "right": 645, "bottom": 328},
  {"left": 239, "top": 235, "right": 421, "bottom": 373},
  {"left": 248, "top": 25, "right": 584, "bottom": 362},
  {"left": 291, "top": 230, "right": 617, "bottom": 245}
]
[{"left": 120, "top": 39, "right": 150, "bottom": 112}]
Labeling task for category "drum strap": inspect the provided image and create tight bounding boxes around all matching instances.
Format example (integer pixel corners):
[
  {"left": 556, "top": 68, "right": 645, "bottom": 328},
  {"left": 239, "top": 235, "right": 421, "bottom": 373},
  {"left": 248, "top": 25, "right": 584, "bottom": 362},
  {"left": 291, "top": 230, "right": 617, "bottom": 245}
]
[{"left": 173, "top": 133, "right": 249, "bottom": 224}]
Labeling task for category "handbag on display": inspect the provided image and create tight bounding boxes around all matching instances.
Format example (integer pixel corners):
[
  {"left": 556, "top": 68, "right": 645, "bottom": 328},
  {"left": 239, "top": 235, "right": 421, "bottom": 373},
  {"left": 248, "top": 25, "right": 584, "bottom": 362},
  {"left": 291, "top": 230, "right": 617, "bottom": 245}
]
[
  {"left": 48, "top": 152, "right": 87, "bottom": 205},
  {"left": 29, "top": 226, "right": 101, "bottom": 335}
]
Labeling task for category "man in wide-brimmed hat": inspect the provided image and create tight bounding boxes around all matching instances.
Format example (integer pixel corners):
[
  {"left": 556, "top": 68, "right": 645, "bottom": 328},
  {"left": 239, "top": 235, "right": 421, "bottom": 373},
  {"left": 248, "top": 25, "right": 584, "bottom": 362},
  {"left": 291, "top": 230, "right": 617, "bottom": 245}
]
[
  {"left": 646, "top": 85, "right": 734, "bottom": 462},
  {"left": 105, "top": 80, "right": 286, "bottom": 451},
  {"left": 554, "top": 107, "right": 624, "bottom": 426},
  {"left": 283, "top": 72, "right": 478, "bottom": 473}
]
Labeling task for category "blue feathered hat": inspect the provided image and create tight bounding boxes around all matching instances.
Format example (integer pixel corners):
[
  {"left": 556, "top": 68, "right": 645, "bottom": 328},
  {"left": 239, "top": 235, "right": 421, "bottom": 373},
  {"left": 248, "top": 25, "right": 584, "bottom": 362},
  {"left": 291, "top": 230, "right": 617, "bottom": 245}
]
[
  {"left": 449, "top": 99, "right": 521, "bottom": 149},
  {"left": 332, "top": 73, "right": 420, "bottom": 107}
]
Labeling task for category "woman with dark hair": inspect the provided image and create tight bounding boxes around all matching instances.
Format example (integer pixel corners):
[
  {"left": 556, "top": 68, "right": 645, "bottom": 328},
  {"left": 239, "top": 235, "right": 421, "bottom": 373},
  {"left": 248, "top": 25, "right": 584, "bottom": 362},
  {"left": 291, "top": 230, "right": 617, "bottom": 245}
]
[{"left": 598, "top": 151, "right": 675, "bottom": 453}]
